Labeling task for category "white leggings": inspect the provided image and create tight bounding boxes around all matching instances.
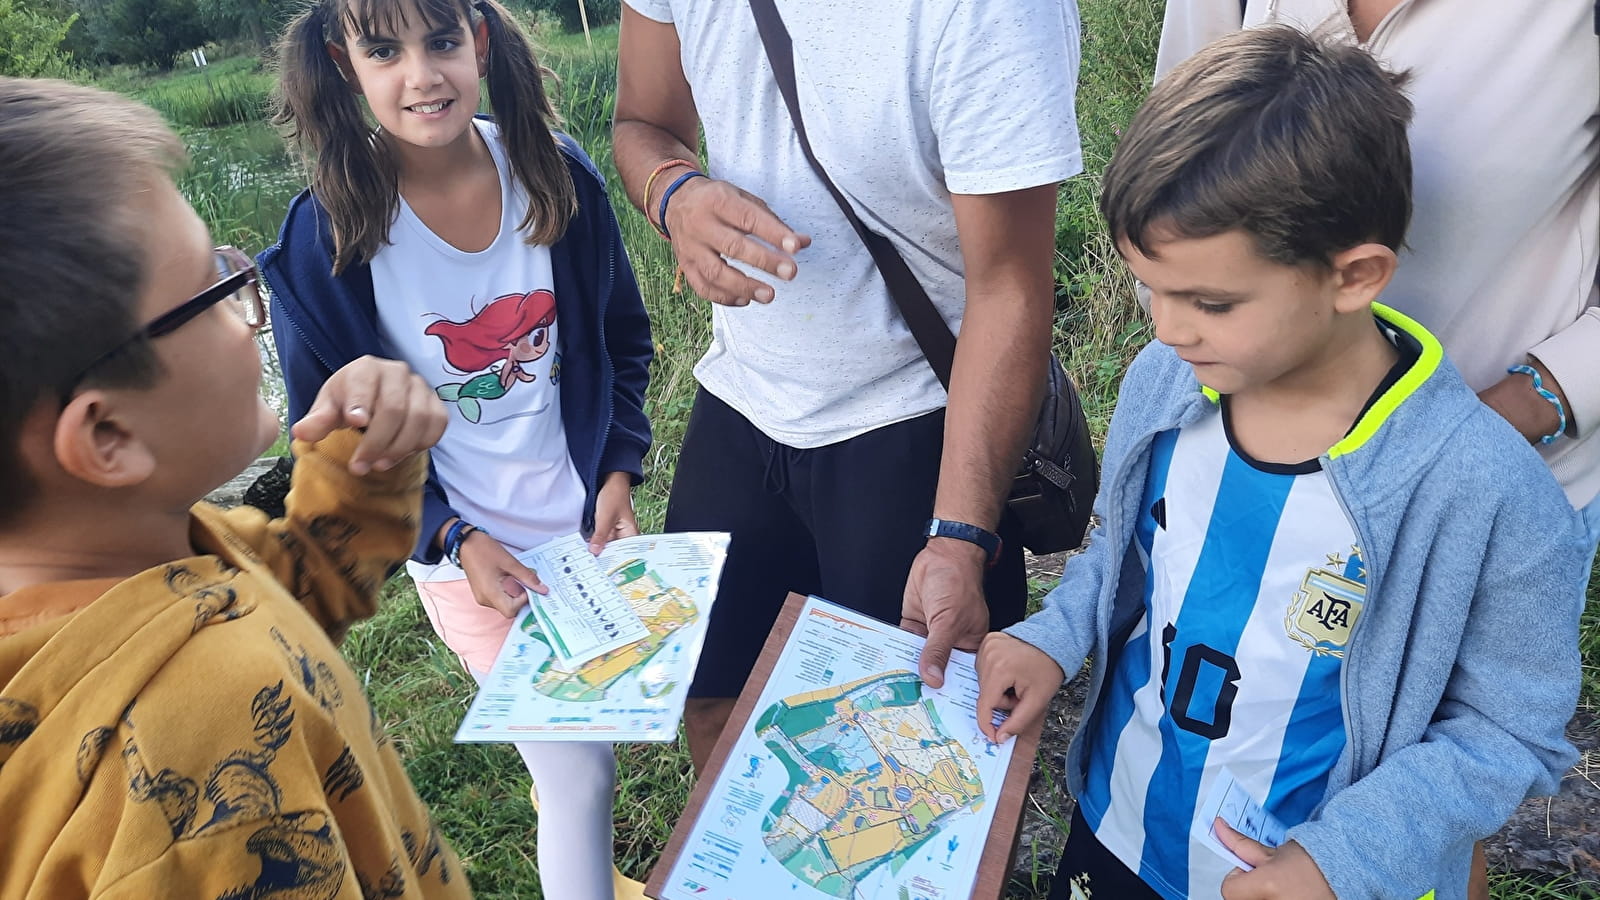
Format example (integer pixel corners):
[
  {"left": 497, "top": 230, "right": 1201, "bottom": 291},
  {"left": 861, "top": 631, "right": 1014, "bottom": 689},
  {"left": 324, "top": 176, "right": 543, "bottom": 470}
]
[{"left": 469, "top": 669, "right": 618, "bottom": 899}]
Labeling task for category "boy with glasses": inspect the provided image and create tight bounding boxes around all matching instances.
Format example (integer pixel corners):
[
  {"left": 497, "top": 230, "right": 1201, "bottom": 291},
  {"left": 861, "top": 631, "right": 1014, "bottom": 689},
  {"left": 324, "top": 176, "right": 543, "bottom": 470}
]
[{"left": 0, "top": 78, "right": 469, "bottom": 897}]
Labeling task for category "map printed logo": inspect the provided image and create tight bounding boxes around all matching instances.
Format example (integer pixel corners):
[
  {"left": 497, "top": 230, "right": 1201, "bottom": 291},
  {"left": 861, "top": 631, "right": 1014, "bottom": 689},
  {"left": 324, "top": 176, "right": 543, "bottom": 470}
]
[
  {"left": 755, "top": 671, "right": 985, "bottom": 898},
  {"left": 1284, "top": 546, "right": 1367, "bottom": 657}
]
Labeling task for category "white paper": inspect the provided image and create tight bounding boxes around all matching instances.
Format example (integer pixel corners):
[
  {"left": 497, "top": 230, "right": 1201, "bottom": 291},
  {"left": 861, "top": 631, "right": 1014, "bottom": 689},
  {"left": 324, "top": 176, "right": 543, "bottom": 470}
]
[
  {"left": 658, "top": 596, "right": 1018, "bottom": 900},
  {"left": 522, "top": 533, "right": 651, "bottom": 669},
  {"left": 453, "top": 532, "right": 728, "bottom": 743},
  {"left": 1191, "top": 769, "right": 1287, "bottom": 872}
]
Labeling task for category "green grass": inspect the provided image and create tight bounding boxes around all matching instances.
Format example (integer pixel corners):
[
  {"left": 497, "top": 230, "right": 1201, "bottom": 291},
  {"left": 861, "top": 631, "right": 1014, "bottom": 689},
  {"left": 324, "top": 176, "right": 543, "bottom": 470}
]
[
  {"left": 94, "top": 6, "right": 1600, "bottom": 897},
  {"left": 105, "top": 54, "right": 276, "bottom": 128}
]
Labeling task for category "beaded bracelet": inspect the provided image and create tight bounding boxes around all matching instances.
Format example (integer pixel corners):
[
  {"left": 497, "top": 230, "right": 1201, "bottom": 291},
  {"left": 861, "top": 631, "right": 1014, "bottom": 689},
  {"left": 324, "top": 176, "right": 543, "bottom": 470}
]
[
  {"left": 642, "top": 158, "right": 697, "bottom": 237},
  {"left": 657, "top": 170, "right": 708, "bottom": 242},
  {"left": 1508, "top": 363, "right": 1567, "bottom": 445}
]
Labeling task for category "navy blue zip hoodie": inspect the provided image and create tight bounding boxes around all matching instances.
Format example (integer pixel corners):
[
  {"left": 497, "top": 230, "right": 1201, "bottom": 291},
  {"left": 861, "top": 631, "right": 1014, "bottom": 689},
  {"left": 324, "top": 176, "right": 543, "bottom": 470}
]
[{"left": 257, "top": 134, "right": 653, "bottom": 564}]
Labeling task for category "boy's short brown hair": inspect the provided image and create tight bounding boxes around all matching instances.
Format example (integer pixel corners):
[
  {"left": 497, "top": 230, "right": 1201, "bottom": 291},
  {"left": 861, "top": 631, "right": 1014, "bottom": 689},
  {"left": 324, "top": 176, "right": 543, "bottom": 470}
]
[
  {"left": 1101, "top": 26, "right": 1413, "bottom": 266},
  {"left": 0, "top": 78, "right": 187, "bottom": 520}
]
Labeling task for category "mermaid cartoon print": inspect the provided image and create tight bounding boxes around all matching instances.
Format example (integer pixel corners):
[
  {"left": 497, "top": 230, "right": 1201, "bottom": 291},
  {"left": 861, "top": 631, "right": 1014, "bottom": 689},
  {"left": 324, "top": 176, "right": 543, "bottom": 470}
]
[{"left": 426, "top": 290, "right": 558, "bottom": 423}]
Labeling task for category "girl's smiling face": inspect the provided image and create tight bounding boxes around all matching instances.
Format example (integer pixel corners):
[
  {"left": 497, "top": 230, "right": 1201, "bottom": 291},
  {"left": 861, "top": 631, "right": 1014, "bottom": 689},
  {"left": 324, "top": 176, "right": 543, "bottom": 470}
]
[{"left": 332, "top": 1, "right": 487, "bottom": 152}]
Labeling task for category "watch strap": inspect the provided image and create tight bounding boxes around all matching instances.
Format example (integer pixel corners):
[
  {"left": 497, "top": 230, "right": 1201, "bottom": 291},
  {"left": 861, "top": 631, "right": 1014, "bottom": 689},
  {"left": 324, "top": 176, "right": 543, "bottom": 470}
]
[{"left": 925, "top": 518, "right": 1002, "bottom": 567}]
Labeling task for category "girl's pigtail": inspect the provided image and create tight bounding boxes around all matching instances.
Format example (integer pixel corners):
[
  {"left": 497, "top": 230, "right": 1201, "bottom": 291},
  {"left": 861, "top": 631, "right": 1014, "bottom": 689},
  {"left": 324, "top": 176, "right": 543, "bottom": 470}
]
[
  {"left": 475, "top": 0, "right": 577, "bottom": 246},
  {"left": 272, "top": 1, "right": 400, "bottom": 274}
]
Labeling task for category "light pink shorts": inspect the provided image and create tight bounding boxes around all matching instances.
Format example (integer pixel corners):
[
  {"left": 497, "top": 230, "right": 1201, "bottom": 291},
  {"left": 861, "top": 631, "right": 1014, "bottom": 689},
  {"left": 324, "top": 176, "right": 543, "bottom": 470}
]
[{"left": 411, "top": 573, "right": 518, "bottom": 675}]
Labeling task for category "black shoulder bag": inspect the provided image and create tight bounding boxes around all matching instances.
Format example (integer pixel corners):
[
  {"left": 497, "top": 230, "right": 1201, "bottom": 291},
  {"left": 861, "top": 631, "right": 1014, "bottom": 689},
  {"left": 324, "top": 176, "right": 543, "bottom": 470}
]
[{"left": 746, "top": 0, "right": 1098, "bottom": 554}]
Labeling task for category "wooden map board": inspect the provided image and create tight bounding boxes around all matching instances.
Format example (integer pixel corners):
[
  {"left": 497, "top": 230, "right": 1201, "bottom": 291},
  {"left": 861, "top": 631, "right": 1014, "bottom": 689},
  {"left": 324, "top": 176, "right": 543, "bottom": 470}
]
[{"left": 646, "top": 592, "right": 1044, "bottom": 900}]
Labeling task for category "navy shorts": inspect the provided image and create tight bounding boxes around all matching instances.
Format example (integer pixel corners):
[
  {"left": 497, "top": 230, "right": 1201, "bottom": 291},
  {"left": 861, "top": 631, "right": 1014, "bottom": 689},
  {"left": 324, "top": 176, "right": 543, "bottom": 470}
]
[
  {"left": 1051, "top": 806, "right": 1165, "bottom": 900},
  {"left": 666, "top": 388, "right": 1027, "bottom": 699}
]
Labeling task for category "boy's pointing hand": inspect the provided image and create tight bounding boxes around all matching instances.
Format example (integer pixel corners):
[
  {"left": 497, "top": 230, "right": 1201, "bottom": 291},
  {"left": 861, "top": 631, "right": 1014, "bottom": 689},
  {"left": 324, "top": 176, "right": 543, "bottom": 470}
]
[
  {"left": 974, "top": 632, "right": 1064, "bottom": 744},
  {"left": 293, "top": 355, "right": 448, "bottom": 475}
]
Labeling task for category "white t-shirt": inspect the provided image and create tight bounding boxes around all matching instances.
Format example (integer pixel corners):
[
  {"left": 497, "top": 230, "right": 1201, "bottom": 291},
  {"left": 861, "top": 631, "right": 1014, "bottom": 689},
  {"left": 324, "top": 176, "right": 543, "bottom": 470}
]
[
  {"left": 625, "top": 0, "right": 1085, "bottom": 447},
  {"left": 371, "top": 119, "right": 587, "bottom": 569}
]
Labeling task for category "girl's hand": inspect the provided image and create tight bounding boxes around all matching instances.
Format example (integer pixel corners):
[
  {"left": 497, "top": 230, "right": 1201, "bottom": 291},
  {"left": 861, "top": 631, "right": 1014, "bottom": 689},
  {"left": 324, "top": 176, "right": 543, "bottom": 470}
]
[
  {"left": 973, "top": 631, "right": 1065, "bottom": 743},
  {"left": 1217, "top": 823, "right": 1335, "bottom": 900},
  {"left": 292, "top": 355, "right": 447, "bottom": 475},
  {"left": 457, "top": 530, "right": 549, "bottom": 618},
  {"left": 589, "top": 471, "right": 641, "bottom": 555}
]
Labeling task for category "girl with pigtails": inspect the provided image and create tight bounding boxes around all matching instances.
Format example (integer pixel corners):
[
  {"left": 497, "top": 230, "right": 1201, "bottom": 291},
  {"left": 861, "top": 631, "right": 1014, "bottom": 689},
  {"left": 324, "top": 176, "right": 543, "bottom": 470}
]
[{"left": 257, "top": 0, "right": 653, "bottom": 893}]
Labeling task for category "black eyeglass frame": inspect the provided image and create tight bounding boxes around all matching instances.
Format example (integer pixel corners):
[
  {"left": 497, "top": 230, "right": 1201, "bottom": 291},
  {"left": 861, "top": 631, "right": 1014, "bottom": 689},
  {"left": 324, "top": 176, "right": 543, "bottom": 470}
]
[{"left": 60, "top": 246, "right": 265, "bottom": 400}]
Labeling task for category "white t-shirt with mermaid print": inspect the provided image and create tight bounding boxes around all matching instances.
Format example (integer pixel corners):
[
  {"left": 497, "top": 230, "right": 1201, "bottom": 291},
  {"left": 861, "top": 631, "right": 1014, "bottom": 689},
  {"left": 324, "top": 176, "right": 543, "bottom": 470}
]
[{"left": 372, "top": 118, "right": 586, "bottom": 565}]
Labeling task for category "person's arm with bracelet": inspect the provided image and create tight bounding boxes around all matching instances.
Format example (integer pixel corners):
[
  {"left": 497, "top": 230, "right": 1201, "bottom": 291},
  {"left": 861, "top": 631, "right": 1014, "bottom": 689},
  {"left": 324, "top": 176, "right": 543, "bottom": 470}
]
[
  {"left": 1480, "top": 307, "right": 1600, "bottom": 446},
  {"left": 433, "top": 516, "right": 547, "bottom": 617},
  {"left": 612, "top": 5, "right": 811, "bottom": 307},
  {"left": 901, "top": 186, "right": 1058, "bottom": 687}
]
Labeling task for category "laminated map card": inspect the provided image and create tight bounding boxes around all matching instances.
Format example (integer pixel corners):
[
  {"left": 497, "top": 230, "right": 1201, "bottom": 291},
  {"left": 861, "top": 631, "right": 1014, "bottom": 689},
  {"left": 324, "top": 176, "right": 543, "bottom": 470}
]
[
  {"left": 453, "top": 531, "right": 729, "bottom": 743},
  {"left": 648, "top": 594, "right": 1043, "bottom": 900}
]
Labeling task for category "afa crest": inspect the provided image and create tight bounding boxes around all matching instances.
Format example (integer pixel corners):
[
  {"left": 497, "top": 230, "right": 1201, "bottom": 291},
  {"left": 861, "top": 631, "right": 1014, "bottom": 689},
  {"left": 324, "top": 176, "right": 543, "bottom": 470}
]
[{"left": 1284, "top": 547, "right": 1367, "bottom": 657}]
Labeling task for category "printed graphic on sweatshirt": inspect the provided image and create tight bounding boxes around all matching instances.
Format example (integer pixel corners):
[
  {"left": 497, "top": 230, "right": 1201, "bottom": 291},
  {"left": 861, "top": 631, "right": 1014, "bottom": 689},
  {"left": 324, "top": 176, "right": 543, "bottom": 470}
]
[{"left": 425, "top": 290, "right": 558, "bottom": 424}]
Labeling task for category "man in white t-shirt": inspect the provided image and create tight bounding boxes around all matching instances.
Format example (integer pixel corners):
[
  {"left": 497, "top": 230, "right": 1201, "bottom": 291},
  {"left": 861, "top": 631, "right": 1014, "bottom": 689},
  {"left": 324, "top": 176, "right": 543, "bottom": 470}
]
[{"left": 613, "top": 0, "right": 1083, "bottom": 769}]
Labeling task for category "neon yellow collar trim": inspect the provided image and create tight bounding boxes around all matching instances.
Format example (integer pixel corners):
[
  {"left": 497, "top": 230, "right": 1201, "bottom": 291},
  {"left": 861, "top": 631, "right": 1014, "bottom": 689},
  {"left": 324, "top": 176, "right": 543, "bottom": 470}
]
[
  {"left": 1192, "top": 302, "right": 1442, "bottom": 459},
  {"left": 1328, "top": 302, "right": 1441, "bottom": 458}
]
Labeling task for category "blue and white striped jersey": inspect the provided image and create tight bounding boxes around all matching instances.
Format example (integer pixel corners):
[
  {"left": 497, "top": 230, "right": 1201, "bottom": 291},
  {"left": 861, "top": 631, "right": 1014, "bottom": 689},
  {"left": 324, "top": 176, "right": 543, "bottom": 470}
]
[{"left": 1078, "top": 408, "right": 1368, "bottom": 899}]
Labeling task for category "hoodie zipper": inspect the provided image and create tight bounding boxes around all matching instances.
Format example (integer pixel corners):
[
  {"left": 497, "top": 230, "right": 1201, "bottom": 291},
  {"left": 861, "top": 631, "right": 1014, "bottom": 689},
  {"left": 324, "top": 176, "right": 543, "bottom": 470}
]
[
  {"left": 583, "top": 203, "right": 621, "bottom": 537},
  {"left": 259, "top": 259, "right": 341, "bottom": 377},
  {"left": 1315, "top": 457, "right": 1377, "bottom": 818}
]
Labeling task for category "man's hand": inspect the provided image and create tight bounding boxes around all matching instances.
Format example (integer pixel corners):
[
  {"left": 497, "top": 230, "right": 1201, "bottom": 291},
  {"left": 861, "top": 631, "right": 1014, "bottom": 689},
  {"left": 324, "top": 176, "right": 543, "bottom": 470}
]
[
  {"left": 663, "top": 176, "right": 811, "bottom": 306},
  {"left": 902, "top": 537, "right": 990, "bottom": 688},
  {"left": 1217, "top": 823, "right": 1335, "bottom": 900},
  {"left": 974, "top": 631, "right": 1063, "bottom": 743},
  {"left": 456, "top": 529, "right": 548, "bottom": 618},
  {"left": 292, "top": 355, "right": 447, "bottom": 475},
  {"left": 613, "top": 7, "right": 810, "bottom": 307},
  {"left": 1479, "top": 358, "right": 1571, "bottom": 444},
  {"left": 589, "top": 471, "right": 641, "bottom": 555}
]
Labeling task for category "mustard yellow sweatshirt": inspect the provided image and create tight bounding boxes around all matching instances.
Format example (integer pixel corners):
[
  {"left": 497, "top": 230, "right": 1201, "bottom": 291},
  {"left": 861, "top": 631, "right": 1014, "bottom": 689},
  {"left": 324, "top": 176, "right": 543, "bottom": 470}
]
[{"left": 0, "top": 431, "right": 472, "bottom": 899}]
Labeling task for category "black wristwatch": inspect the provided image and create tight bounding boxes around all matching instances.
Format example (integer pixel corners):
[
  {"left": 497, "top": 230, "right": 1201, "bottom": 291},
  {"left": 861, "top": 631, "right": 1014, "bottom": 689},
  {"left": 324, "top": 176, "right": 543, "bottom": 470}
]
[{"left": 925, "top": 518, "right": 1002, "bottom": 568}]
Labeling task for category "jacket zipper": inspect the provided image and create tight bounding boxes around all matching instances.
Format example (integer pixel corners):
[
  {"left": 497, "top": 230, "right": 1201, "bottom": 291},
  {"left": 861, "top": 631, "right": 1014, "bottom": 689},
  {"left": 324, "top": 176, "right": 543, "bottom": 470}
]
[
  {"left": 1316, "top": 457, "right": 1377, "bottom": 818},
  {"left": 584, "top": 205, "right": 620, "bottom": 537},
  {"left": 260, "top": 258, "right": 341, "bottom": 377}
]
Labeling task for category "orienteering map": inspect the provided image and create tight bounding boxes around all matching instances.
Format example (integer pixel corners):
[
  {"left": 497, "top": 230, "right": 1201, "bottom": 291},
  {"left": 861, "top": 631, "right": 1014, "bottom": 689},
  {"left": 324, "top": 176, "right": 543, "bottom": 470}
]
[
  {"left": 454, "top": 531, "right": 728, "bottom": 742},
  {"left": 658, "top": 596, "right": 1015, "bottom": 900}
]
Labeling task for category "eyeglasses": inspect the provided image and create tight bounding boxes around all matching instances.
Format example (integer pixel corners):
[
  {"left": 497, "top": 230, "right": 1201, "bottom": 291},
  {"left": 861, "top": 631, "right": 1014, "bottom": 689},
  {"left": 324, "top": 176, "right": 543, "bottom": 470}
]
[{"left": 61, "top": 246, "right": 265, "bottom": 400}]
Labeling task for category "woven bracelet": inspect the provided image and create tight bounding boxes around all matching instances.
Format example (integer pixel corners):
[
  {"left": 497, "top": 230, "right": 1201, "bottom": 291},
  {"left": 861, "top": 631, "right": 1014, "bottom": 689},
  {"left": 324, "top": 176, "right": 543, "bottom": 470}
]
[
  {"left": 657, "top": 170, "right": 707, "bottom": 242},
  {"left": 1508, "top": 363, "right": 1567, "bottom": 445}
]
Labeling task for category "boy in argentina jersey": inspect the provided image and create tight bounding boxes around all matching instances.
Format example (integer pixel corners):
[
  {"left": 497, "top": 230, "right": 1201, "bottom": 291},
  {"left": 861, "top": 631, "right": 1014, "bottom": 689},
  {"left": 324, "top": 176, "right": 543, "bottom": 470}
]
[{"left": 974, "top": 27, "right": 1591, "bottom": 900}]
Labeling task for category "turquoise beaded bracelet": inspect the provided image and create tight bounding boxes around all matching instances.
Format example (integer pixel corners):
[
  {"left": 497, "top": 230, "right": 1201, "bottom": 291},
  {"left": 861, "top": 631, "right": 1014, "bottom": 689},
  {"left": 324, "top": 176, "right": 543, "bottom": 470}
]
[{"left": 1508, "top": 364, "right": 1567, "bottom": 445}]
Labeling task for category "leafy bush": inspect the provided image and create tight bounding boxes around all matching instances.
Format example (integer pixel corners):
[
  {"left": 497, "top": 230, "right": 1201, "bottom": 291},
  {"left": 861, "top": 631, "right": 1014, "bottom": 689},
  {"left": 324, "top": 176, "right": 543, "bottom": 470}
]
[
  {"left": 77, "top": 0, "right": 209, "bottom": 69},
  {"left": 0, "top": 0, "right": 77, "bottom": 78},
  {"left": 523, "top": 0, "right": 618, "bottom": 34}
]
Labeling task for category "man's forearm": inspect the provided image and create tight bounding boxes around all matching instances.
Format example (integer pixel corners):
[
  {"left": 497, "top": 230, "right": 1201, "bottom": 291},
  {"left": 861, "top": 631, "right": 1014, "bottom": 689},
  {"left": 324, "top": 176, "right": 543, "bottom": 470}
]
[
  {"left": 935, "top": 186, "right": 1060, "bottom": 532},
  {"left": 612, "top": 120, "right": 701, "bottom": 218},
  {"left": 613, "top": 6, "right": 703, "bottom": 216},
  {"left": 934, "top": 297, "right": 1050, "bottom": 531}
]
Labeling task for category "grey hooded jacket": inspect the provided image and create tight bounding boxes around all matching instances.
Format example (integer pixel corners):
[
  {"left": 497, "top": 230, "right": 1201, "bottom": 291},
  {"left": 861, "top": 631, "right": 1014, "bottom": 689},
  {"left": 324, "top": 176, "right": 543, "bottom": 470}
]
[{"left": 1007, "top": 305, "right": 1589, "bottom": 899}]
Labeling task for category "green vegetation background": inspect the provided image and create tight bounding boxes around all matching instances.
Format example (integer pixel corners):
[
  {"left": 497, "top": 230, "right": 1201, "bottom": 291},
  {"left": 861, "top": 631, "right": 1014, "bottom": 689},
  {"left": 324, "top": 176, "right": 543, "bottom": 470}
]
[{"left": 83, "top": 5, "right": 1600, "bottom": 898}]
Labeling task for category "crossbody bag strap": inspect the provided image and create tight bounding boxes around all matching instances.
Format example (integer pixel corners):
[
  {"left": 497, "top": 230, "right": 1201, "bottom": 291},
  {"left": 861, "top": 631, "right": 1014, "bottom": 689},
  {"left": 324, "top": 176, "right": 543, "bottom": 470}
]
[{"left": 745, "top": 0, "right": 957, "bottom": 388}]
